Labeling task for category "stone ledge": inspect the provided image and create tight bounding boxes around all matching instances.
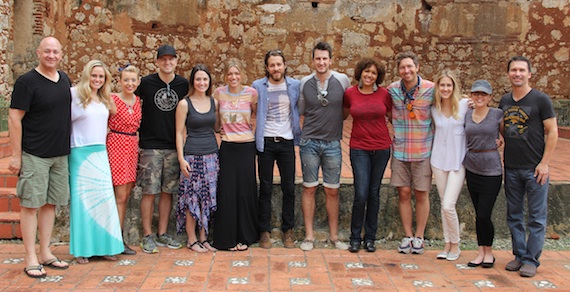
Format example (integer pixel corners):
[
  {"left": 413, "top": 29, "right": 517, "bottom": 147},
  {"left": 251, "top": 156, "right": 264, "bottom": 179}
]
[{"left": 46, "top": 182, "right": 570, "bottom": 245}]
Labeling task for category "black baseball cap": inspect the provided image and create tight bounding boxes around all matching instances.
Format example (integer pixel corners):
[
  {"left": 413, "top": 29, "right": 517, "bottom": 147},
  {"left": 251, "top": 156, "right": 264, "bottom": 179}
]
[{"left": 157, "top": 45, "right": 177, "bottom": 58}]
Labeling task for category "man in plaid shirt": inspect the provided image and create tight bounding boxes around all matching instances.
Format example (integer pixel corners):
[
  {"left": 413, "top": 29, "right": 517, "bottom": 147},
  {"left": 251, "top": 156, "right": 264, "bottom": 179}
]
[{"left": 387, "top": 51, "right": 434, "bottom": 255}]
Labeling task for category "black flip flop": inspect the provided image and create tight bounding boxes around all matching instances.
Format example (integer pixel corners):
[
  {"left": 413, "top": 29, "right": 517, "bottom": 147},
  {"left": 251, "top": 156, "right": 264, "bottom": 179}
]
[
  {"left": 24, "top": 265, "right": 46, "bottom": 278},
  {"left": 42, "top": 257, "right": 69, "bottom": 270}
]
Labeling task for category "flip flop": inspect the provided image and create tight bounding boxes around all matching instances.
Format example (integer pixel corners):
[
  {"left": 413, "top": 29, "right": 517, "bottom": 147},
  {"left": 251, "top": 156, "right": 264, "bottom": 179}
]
[
  {"left": 200, "top": 241, "right": 217, "bottom": 252},
  {"left": 76, "top": 257, "right": 89, "bottom": 264},
  {"left": 237, "top": 243, "right": 248, "bottom": 251},
  {"left": 24, "top": 265, "right": 46, "bottom": 278},
  {"left": 42, "top": 257, "right": 69, "bottom": 270},
  {"left": 187, "top": 241, "right": 207, "bottom": 253},
  {"left": 102, "top": 255, "right": 117, "bottom": 261}
]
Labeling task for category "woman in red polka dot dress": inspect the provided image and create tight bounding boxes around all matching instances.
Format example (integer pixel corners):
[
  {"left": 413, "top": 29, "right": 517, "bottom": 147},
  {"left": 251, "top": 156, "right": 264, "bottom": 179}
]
[{"left": 106, "top": 65, "right": 142, "bottom": 255}]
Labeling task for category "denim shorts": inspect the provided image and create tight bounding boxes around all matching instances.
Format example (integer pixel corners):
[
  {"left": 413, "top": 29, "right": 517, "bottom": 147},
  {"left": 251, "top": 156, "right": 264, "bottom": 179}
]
[{"left": 299, "top": 139, "right": 342, "bottom": 188}]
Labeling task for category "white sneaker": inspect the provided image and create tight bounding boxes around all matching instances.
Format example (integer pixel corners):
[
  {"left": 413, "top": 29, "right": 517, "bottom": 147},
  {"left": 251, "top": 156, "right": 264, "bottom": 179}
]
[
  {"left": 436, "top": 251, "right": 448, "bottom": 260},
  {"left": 446, "top": 248, "right": 461, "bottom": 261},
  {"left": 300, "top": 239, "right": 314, "bottom": 251},
  {"left": 411, "top": 237, "right": 424, "bottom": 254},
  {"left": 398, "top": 237, "right": 413, "bottom": 254},
  {"left": 329, "top": 238, "right": 348, "bottom": 250}
]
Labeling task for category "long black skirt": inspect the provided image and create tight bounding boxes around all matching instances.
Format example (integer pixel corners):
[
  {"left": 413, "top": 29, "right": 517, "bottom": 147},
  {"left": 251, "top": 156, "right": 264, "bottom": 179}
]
[{"left": 213, "top": 141, "right": 259, "bottom": 250}]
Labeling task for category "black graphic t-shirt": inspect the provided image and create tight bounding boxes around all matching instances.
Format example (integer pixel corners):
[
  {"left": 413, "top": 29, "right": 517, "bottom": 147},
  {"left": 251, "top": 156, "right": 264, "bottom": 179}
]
[
  {"left": 137, "top": 73, "right": 189, "bottom": 149},
  {"left": 499, "top": 89, "right": 555, "bottom": 169}
]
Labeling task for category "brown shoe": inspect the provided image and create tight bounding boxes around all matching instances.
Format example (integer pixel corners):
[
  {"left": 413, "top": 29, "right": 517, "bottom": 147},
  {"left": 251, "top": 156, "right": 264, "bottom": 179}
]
[
  {"left": 259, "top": 231, "right": 272, "bottom": 249},
  {"left": 283, "top": 229, "right": 295, "bottom": 248}
]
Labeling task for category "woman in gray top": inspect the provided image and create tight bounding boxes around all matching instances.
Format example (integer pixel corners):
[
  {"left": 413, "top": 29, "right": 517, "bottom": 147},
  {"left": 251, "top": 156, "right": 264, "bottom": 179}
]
[
  {"left": 463, "top": 80, "right": 504, "bottom": 268},
  {"left": 174, "top": 64, "right": 219, "bottom": 252}
]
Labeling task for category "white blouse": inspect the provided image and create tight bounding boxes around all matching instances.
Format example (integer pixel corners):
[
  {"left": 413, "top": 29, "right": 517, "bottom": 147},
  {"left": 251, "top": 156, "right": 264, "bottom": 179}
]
[
  {"left": 70, "top": 87, "right": 110, "bottom": 148},
  {"left": 430, "top": 98, "right": 468, "bottom": 171}
]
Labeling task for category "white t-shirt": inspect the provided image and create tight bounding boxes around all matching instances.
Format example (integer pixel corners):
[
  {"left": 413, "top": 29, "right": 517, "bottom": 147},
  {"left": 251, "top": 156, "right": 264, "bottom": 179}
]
[
  {"left": 264, "top": 81, "right": 293, "bottom": 139},
  {"left": 70, "top": 87, "right": 110, "bottom": 148},
  {"left": 430, "top": 98, "right": 468, "bottom": 171}
]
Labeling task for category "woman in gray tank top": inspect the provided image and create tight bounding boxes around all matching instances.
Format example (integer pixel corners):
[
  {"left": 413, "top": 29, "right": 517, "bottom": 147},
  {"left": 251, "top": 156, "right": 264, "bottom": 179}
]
[{"left": 174, "top": 64, "right": 219, "bottom": 253}]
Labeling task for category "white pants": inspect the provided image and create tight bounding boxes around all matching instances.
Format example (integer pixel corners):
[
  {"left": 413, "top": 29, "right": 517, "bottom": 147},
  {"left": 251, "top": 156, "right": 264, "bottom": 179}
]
[{"left": 432, "top": 166, "right": 465, "bottom": 244}]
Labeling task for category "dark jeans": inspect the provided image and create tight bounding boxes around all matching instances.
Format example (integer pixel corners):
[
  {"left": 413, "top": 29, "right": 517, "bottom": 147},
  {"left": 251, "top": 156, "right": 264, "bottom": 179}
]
[
  {"left": 465, "top": 170, "right": 502, "bottom": 247},
  {"left": 349, "top": 148, "right": 390, "bottom": 243},
  {"left": 257, "top": 138, "right": 296, "bottom": 232},
  {"left": 504, "top": 168, "right": 549, "bottom": 267}
]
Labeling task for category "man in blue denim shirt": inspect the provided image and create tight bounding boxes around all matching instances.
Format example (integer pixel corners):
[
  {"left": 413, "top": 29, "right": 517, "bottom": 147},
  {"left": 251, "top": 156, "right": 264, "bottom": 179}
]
[{"left": 253, "top": 50, "right": 302, "bottom": 249}]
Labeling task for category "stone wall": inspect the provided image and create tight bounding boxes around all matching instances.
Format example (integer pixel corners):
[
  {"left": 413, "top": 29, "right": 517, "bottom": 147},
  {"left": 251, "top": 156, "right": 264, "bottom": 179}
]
[
  {"left": 49, "top": 182, "right": 570, "bottom": 245},
  {"left": 0, "top": 0, "right": 12, "bottom": 100},
  {"left": 1, "top": 0, "right": 569, "bottom": 103}
]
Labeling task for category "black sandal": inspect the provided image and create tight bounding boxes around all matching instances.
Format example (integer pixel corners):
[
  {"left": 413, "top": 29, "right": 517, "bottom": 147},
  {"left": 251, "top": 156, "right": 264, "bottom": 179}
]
[
  {"left": 187, "top": 241, "right": 207, "bottom": 253},
  {"left": 200, "top": 240, "right": 217, "bottom": 252}
]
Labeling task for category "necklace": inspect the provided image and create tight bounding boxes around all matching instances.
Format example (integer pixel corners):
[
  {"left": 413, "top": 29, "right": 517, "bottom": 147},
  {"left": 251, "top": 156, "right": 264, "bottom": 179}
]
[{"left": 120, "top": 93, "right": 135, "bottom": 114}]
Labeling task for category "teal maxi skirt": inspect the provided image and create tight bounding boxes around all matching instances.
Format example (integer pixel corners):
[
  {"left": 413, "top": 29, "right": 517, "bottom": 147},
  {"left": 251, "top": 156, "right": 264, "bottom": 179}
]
[{"left": 69, "top": 144, "right": 124, "bottom": 257}]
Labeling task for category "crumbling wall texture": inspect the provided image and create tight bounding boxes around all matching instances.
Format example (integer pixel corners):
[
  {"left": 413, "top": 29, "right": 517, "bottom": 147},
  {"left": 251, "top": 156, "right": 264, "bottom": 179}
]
[{"left": 2, "top": 0, "right": 569, "bottom": 101}]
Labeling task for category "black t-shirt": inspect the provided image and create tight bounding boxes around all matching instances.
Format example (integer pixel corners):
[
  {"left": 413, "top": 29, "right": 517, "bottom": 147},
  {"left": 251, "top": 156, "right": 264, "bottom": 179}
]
[
  {"left": 499, "top": 89, "right": 556, "bottom": 169},
  {"left": 136, "top": 73, "right": 189, "bottom": 149},
  {"left": 10, "top": 70, "right": 71, "bottom": 158}
]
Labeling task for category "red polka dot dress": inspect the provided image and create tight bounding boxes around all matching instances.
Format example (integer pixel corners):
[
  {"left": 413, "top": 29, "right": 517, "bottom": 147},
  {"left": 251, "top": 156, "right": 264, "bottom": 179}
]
[{"left": 106, "top": 94, "right": 142, "bottom": 186}]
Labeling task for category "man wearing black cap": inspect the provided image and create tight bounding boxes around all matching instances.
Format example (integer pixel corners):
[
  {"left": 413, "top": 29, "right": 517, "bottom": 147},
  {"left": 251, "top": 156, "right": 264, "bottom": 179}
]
[{"left": 136, "top": 45, "right": 188, "bottom": 253}]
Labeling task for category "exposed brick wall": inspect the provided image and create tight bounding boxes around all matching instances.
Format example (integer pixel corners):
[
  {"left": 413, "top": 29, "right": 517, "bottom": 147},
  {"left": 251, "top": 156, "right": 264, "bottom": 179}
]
[{"left": 1, "top": 0, "right": 569, "bottom": 102}]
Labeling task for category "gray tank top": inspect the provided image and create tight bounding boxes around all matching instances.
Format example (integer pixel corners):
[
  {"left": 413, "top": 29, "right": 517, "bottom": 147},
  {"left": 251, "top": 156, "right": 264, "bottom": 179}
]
[{"left": 184, "top": 97, "right": 218, "bottom": 155}]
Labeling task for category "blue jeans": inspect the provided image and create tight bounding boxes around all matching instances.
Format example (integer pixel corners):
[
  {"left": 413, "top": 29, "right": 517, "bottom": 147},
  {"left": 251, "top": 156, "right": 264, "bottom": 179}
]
[
  {"left": 299, "top": 139, "right": 342, "bottom": 188},
  {"left": 504, "top": 168, "right": 549, "bottom": 267},
  {"left": 349, "top": 148, "right": 390, "bottom": 243}
]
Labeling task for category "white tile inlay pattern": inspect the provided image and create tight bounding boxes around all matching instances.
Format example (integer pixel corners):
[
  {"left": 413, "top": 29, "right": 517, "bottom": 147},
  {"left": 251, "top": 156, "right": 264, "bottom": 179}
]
[
  {"left": 231, "top": 260, "right": 250, "bottom": 267},
  {"left": 40, "top": 275, "right": 64, "bottom": 283},
  {"left": 474, "top": 280, "right": 496, "bottom": 288},
  {"left": 2, "top": 258, "right": 24, "bottom": 264},
  {"left": 565, "top": 264, "right": 570, "bottom": 270},
  {"left": 401, "top": 263, "right": 419, "bottom": 270},
  {"left": 288, "top": 261, "right": 307, "bottom": 268},
  {"left": 117, "top": 259, "right": 136, "bottom": 266},
  {"left": 352, "top": 278, "right": 373, "bottom": 286},
  {"left": 345, "top": 262, "right": 364, "bottom": 269},
  {"left": 534, "top": 280, "right": 556, "bottom": 289},
  {"left": 413, "top": 280, "right": 434, "bottom": 287},
  {"left": 174, "top": 260, "right": 194, "bottom": 266},
  {"left": 165, "top": 277, "right": 187, "bottom": 284},
  {"left": 103, "top": 275, "right": 125, "bottom": 283},
  {"left": 290, "top": 278, "right": 311, "bottom": 285},
  {"left": 228, "top": 277, "right": 248, "bottom": 284},
  {"left": 456, "top": 263, "right": 475, "bottom": 270}
]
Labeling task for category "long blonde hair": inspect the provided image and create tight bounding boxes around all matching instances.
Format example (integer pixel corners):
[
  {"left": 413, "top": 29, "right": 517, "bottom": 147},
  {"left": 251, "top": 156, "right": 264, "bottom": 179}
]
[
  {"left": 76, "top": 60, "right": 113, "bottom": 109},
  {"left": 434, "top": 69, "right": 461, "bottom": 119}
]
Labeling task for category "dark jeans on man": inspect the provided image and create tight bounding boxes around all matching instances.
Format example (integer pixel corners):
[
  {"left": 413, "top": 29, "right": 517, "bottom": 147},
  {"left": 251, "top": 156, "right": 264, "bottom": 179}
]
[
  {"left": 258, "top": 138, "right": 296, "bottom": 232},
  {"left": 349, "top": 148, "right": 390, "bottom": 243}
]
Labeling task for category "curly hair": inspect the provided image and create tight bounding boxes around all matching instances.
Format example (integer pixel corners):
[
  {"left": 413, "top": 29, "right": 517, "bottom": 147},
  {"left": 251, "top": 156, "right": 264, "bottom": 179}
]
[{"left": 354, "top": 58, "right": 385, "bottom": 85}]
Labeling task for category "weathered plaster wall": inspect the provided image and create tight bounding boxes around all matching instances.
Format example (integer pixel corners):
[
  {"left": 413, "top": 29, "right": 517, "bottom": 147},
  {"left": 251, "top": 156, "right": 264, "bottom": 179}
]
[
  {"left": 0, "top": 0, "right": 13, "bottom": 99},
  {"left": 2, "top": 0, "right": 569, "bottom": 102}
]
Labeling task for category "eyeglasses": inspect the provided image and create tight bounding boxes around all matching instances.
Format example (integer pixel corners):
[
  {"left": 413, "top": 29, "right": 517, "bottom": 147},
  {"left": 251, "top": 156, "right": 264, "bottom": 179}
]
[
  {"left": 406, "top": 101, "right": 415, "bottom": 119},
  {"left": 317, "top": 89, "right": 329, "bottom": 106}
]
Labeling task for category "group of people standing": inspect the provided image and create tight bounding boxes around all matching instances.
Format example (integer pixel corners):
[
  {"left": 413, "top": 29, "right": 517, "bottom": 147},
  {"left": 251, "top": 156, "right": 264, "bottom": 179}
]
[
  {"left": 389, "top": 52, "right": 557, "bottom": 280},
  {"left": 9, "top": 36, "right": 558, "bottom": 280}
]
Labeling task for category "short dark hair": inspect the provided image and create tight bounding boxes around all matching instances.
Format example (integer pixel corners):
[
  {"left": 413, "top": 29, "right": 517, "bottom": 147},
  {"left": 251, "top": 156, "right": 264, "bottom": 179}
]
[
  {"left": 354, "top": 58, "right": 385, "bottom": 85},
  {"left": 507, "top": 55, "right": 532, "bottom": 72},
  {"left": 188, "top": 64, "right": 212, "bottom": 97},
  {"left": 312, "top": 42, "right": 332, "bottom": 59},
  {"left": 396, "top": 51, "right": 418, "bottom": 68},
  {"left": 264, "top": 50, "right": 286, "bottom": 78}
]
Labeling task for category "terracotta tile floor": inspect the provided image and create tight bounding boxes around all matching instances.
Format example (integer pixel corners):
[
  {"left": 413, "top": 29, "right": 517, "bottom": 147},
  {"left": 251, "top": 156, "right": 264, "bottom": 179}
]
[{"left": 1, "top": 244, "right": 569, "bottom": 291}]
